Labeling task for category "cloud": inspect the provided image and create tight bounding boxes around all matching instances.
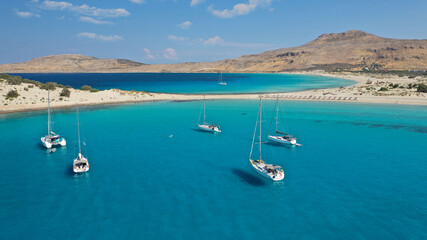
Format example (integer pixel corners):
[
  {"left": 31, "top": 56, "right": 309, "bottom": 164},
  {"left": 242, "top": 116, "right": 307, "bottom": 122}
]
[
  {"left": 168, "top": 35, "right": 188, "bottom": 42},
  {"left": 202, "top": 35, "right": 279, "bottom": 49},
  {"left": 15, "top": 11, "right": 41, "bottom": 18},
  {"left": 41, "top": 1, "right": 130, "bottom": 18},
  {"left": 129, "top": 0, "right": 145, "bottom": 4},
  {"left": 77, "top": 32, "right": 123, "bottom": 42},
  {"left": 79, "top": 16, "right": 113, "bottom": 25},
  {"left": 209, "top": 0, "right": 272, "bottom": 18},
  {"left": 190, "top": 0, "right": 205, "bottom": 6},
  {"left": 144, "top": 48, "right": 155, "bottom": 59},
  {"left": 162, "top": 48, "right": 178, "bottom": 60},
  {"left": 203, "top": 36, "right": 225, "bottom": 46},
  {"left": 177, "top": 21, "right": 192, "bottom": 30}
]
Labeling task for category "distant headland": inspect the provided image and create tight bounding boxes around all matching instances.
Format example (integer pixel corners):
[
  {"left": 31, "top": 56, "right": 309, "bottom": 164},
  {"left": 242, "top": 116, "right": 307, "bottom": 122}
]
[{"left": 1, "top": 30, "right": 426, "bottom": 73}]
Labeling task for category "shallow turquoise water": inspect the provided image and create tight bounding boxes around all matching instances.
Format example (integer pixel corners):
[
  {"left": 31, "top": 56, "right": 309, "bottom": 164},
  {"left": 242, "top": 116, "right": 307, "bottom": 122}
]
[
  {"left": 12, "top": 73, "right": 355, "bottom": 94},
  {"left": 0, "top": 101, "right": 426, "bottom": 239}
]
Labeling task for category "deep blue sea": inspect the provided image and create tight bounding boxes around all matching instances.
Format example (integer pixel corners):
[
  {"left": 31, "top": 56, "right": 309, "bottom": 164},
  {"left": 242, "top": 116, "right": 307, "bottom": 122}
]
[
  {"left": 0, "top": 100, "right": 426, "bottom": 239},
  {"left": 11, "top": 73, "right": 355, "bottom": 94}
]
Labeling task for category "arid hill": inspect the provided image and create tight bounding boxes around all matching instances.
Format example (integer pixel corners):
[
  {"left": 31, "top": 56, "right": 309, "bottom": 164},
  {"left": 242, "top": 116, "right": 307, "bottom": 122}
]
[
  {"left": 0, "top": 54, "right": 144, "bottom": 73},
  {"left": 1, "top": 30, "right": 426, "bottom": 73}
]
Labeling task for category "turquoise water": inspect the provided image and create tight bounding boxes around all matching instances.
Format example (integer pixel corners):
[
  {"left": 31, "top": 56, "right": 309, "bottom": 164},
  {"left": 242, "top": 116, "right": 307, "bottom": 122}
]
[
  {"left": 0, "top": 101, "right": 426, "bottom": 239},
  {"left": 12, "top": 73, "right": 355, "bottom": 94}
]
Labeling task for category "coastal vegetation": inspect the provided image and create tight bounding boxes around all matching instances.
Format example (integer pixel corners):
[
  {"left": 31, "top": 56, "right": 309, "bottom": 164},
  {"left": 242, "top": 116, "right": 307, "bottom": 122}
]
[
  {"left": 0, "top": 73, "right": 66, "bottom": 91},
  {"left": 417, "top": 84, "right": 427, "bottom": 93},
  {"left": 60, "top": 88, "right": 71, "bottom": 97},
  {"left": 81, "top": 85, "right": 99, "bottom": 92},
  {"left": 0, "top": 73, "right": 101, "bottom": 93},
  {"left": 6, "top": 90, "right": 19, "bottom": 99}
]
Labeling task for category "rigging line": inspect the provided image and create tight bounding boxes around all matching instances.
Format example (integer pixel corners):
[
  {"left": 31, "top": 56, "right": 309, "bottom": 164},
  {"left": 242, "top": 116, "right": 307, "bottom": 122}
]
[
  {"left": 76, "top": 104, "right": 81, "bottom": 155},
  {"left": 198, "top": 99, "right": 203, "bottom": 124},
  {"left": 249, "top": 98, "right": 261, "bottom": 160}
]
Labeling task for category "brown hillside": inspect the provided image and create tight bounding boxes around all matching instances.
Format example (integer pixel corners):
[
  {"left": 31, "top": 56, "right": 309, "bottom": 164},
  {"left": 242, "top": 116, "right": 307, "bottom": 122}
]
[{"left": 0, "top": 31, "right": 426, "bottom": 73}]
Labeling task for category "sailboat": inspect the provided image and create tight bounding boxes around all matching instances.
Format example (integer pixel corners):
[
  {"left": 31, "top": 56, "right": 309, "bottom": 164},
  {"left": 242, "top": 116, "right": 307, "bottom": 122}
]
[
  {"left": 218, "top": 72, "right": 227, "bottom": 85},
  {"left": 73, "top": 105, "right": 89, "bottom": 173},
  {"left": 197, "top": 95, "right": 221, "bottom": 133},
  {"left": 249, "top": 96, "right": 285, "bottom": 181},
  {"left": 267, "top": 95, "right": 301, "bottom": 146},
  {"left": 40, "top": 91, "right": 66, "bottom": 149}
]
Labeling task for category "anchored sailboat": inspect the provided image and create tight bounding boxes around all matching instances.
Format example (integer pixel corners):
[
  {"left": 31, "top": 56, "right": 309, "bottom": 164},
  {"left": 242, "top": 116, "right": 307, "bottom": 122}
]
[
  {"left": 249, "top": 96, "right": 285, "bottom": 181},
  {"left": 267, "top": 95, "right": 301, "bottom": 146},
  {"left": 197, "top": 95, "right": 221, "bottom": 133},
  {"left": 218, "top": 72, "right": 227, "bottom": 85},
  {"left": 73, "top": 105, "right": 89, "bottom": 173},
  {"left": 40, "top": 91, "right": 66, "bottom": 149}
]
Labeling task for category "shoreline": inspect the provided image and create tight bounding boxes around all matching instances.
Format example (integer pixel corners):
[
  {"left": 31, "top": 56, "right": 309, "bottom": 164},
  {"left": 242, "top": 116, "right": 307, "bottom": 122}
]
[{"left": 1, "top": 71, "right": 426, "bottom": 114}]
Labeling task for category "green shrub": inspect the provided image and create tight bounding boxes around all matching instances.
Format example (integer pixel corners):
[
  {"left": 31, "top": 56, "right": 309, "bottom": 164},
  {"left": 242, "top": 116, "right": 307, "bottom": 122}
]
[
  {"left": 60, "top": 88, "right": 71, "bottom": 97},
  {"left": 81, "top": 85, "right": 99, "bottom": 92},
  {"left": 6, "top": 90, "right": 19, "bottom": 99},
  {"left": 28, "top": 84, "right": 34, "bottom": 88},
  {"left": 24, "top": 87, "right": 29, "bottom": 91},
  {"left": 392, "top": 84, "right": 399, "bottom": 88},
  {"left": 417, "top": 84, "right": 427, "bottom": 93},
  {"left": 81, "top": 85, "right": 92, "bottom": 91},
  {"left": 6, "top": 75, "right": 24, "bottom": 85},
  {"left": 379, "top": 87, "right": 388, "bottom": 91},
  {"left": 40, "top": 82, "right": 58, "bottom": 90}
]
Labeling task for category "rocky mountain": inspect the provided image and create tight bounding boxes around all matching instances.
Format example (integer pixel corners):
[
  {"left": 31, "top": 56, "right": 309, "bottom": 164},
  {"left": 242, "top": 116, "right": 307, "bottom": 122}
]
[{"left": 1, "top": 30, "right": 426, "bottom": 73}]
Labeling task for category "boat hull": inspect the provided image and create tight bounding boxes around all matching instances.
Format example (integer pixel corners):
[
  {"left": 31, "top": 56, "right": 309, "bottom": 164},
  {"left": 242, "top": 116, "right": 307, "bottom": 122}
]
[
  {"left": 267, "top": 135, "right": 296, "bottom": 145},
  {"left": 197, "top": 124, "right": 221, "bottom": 133},
  {"left": 41, "top": 137, "right": 66, "bottom": 149},
  {"left": 250, "top": 159, "right": 285, "bottom": 181},
  {"left": 73, "top": 156, "right": 89, "bottom": 173}
]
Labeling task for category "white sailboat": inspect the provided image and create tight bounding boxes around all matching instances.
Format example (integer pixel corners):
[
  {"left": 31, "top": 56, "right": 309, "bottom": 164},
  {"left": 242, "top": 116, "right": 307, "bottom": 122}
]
[
  {"left": 218, "top": 72, "right": 227, "bottom": 85},
  {"left": 40, "top": 91, "right": 66, "bottom": 149},
  {"left": 267, "top": 95, "right": 301, "bottom": 146},
  {"left": 197, "top": 95, "right": 221, "bottom": 133},
  {"left": 73, "top": 105, "right": 89, "bottom": 173},
  {"left": 249, "top": 96, "right": 285, "bottom": 181}
]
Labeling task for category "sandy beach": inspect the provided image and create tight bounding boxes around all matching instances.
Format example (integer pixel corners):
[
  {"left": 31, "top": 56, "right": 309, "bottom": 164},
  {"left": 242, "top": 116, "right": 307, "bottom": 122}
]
[{"left": 1, "top": 71, "right": 426, "bottom": 114}]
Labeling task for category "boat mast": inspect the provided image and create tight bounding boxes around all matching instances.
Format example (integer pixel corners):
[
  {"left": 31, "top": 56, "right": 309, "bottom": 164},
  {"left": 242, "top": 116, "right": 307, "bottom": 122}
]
[
  {"left": 47, "top": 90, "right": 51, "bottom": 135},
  {"left": 275, "top": 95, "right": 279, "bottom": 135},
  {"left": 203, "top": 94, "right": 206, "bottom": 125},
  {"left": 249, "top": 96, "right": 261, "bottom": 160},
  {"left": 76, "top": 105, "right": 81, "bottom": 155},
  {"left": 259, "top": 96, "right": 262, "bottom": 160}
]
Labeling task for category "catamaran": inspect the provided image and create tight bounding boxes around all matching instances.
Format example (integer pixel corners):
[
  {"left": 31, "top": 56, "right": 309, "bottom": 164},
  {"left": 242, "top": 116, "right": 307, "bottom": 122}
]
[
  {"left": 249, "top": 96, "right": 285, "bottom": 181},
  {"left": 218, "top": 72, "right": 227, "bottom": 85},
  {"left": 73, "top": 105, "right": 89, "bottom": 173},
  {"left": 267, "top": 95, "right": 301, "bottom": 146},
  {"left": 197, "top": 95, "right": 221, "bottom": 133},
  {"left": 40, "top": 91, "right": 66, "bottom": 149}
]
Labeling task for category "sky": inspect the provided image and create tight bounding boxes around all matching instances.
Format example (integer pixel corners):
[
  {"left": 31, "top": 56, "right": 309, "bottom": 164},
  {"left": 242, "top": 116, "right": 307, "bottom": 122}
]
[{"left": 0, "top": 0, "right": 426, "bottom": 64}]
